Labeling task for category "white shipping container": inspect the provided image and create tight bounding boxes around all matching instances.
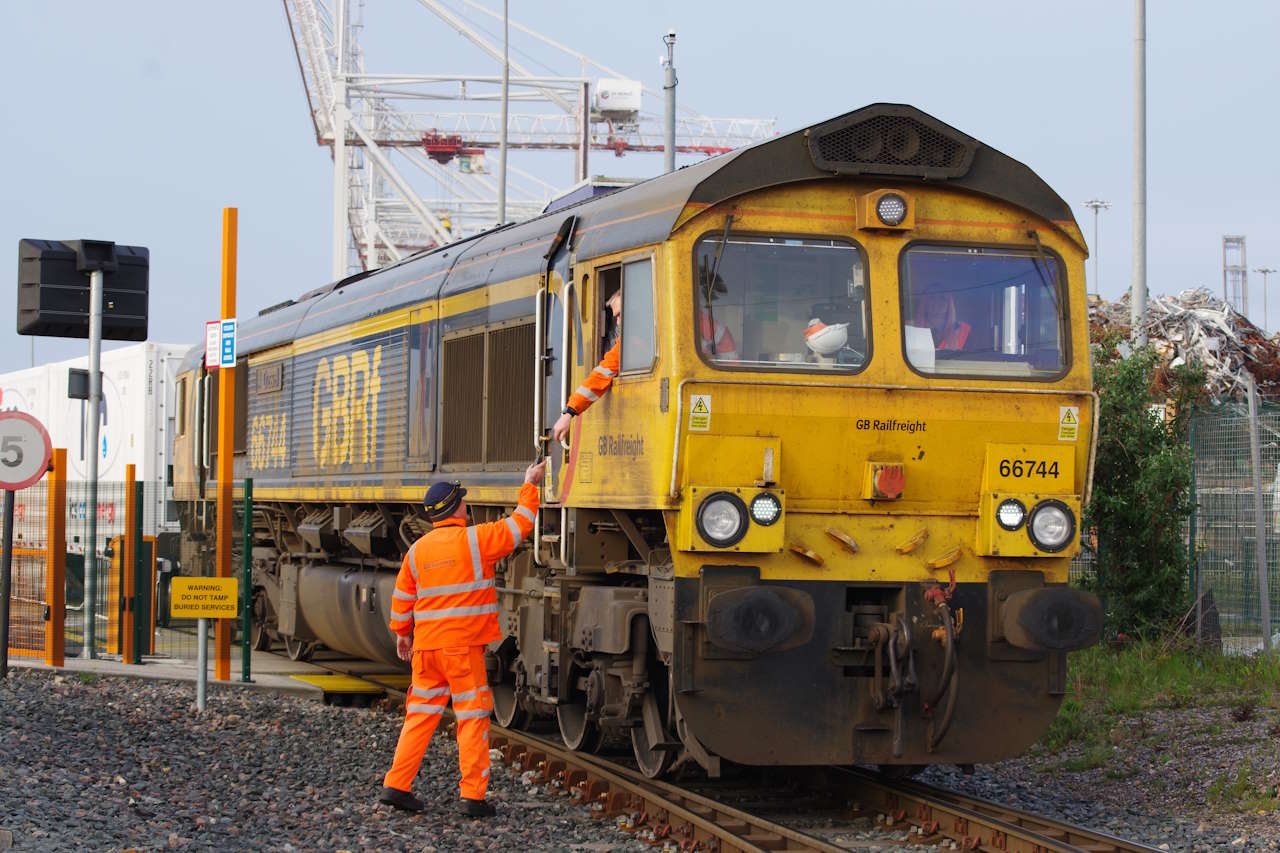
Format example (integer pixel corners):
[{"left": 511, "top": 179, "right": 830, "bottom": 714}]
[{"left": 0, "top": 342, "right": 190, "bottom": 548}]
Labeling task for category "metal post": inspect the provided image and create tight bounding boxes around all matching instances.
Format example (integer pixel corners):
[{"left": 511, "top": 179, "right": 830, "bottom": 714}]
[
  {"left": 1256, "top": 268, "right": 1276, "bottom": 335},
  {"left": 575, "top": 82, "right": 590, "bottom": 184},
  {"left": 1084, "top": 199, "right": 1110, "bottom": 297},
  {"left": 241, "top": 478, "right": 252, "bottom": 683},
  {"left": 1247, "top": 373, "right": 1272, "bottom": 651},
  {"left": 84, "top": 268, "right": 104, "bottom": 658},
  {"left": 1130, "top": 0, "right": 1147, "bottom": 346},
  {"left": 1189, "top": 415, "right": 1202, "bottom": 646},
  {"left": 662, "top": 31, "right": 677, "bottom": 174},
  {"left": 1, "top": 490, "right": 14, "bottom": 678},
  {"left": 196, "top": 617, "right": 208, "bottom": 711},
  {"left": 497, "top": 0, "right": 509, "bottom": 226},
  {"left": 332, "top": 0, "right": 349, "bottom": 279},
  {"left": 215, "top": 209, "right": 237, "bottom": 682}
]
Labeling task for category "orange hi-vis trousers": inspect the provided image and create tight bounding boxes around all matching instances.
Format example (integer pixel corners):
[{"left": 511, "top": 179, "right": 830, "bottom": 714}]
[{"left": 384, "top": 645, "right": 494, "bottom": 800}]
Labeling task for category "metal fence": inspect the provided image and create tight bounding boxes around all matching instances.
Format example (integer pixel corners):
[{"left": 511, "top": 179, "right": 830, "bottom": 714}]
[
  {"left": 153, "top": 484, "right": 247, "bottom": 663},
  {"left": 1190, "top": 401, "right": 1280, "bottom": 654},
  {"left": 5, "top": 483, "right": 51, "bottom": 658},
  {"left": 5, "top": 465, "right": 255, "bottom": 677}
]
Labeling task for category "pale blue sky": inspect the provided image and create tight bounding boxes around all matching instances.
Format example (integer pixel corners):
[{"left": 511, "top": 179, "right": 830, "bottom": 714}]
[{"left": 3, "top": 0, "right": 1277, "bottom": 368}]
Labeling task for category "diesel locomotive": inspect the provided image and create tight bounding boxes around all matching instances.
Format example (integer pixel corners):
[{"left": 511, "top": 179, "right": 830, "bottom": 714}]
[{"left": 172, "top": 103, "right": 1103, "bottom": 777}]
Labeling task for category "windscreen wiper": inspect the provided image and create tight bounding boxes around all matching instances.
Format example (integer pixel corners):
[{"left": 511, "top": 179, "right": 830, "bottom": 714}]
[{"left": 703, "top": 213, "right": 736, "bottom": 349}]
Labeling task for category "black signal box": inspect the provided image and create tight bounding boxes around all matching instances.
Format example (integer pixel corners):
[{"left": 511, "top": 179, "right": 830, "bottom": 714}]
[{"left": 17, "top": 239, "right": 149, "bottom": 340}]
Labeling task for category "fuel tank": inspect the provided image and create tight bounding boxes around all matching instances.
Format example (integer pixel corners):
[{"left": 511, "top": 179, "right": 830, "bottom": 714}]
[{"left": 296, "top": 564, "right": 403, "bottom": 665}]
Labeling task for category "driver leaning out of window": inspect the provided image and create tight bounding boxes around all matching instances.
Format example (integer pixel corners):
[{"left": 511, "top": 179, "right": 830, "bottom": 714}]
[
  {"left": 552, "top": 290, "right": 621, "bottom": 443},
  {"left": 913, "top": 284, "right": 970, "bottom": 351}
]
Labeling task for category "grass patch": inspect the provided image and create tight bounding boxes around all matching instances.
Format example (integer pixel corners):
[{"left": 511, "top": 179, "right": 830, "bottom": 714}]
[
  {"left": 1038, "top": 640, "right": 1280, "bottom": 752},
  {"left": 76, "top": 671, "right": 97, "bottom": 685},
  {"left": 1060, "top": 744, "right": 1114, "bottom": 772},
  {"left": 1208, "top": 767, "right": 1280, "bottom": 813}
]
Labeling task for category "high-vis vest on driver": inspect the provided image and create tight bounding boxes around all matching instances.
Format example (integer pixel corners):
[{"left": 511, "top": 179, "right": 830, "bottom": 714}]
[
  {"left": 567, "top": 339, "right": 619, "bottom": 415},
  {"left": 388, "top": 483, "right": 539, "bottom": 650}
]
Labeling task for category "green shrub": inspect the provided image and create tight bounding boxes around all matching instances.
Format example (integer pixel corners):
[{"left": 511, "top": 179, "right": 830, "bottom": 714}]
[{"left": 1085, "top": 339, "right": 1205, "bottom": 638}]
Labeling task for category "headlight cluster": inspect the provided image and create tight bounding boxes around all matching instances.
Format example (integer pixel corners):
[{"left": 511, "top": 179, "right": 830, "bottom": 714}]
[
  {"left": 997, "top": 497, "right": 1075, "bottom": 552},
  {"left": 696, "top": 491, "right": 780, "bottom": 547}
]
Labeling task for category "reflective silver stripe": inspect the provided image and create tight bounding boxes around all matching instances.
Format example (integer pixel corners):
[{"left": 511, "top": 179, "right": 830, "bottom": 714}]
[
  {"left": 452, "top": 686, "right": 491, "bottom": 703},
  {"left": 714, "top": 323, "right": 728, "bottom": 345},
  {"left": 466, "top": 526, "right": 484, "bottom": 582},
  {"left": 393, "top": 589, "right": 415, "bottom": 602},
  {"left": 415, "top": 604, "right": 499, "bottom": 621},
  {"left": 592, "top": 365, "right": 615, "bottom": 378},
  {"left": 504, "top": 516, "right": 524, "bottom": 546},
  {"left": 574, "top": 385, "right": 599, "bottom": 402},
  {"left": 389, "top": 613, "right": 411, "bottom": 625},
  {"left": 406, "top": 702, "right": 446, "bottom": 715},
  {"left": 407, "top": 547, "right": 420, "bottom": 587},
  {"left": 417, "top": 578, "right": 495, "bottom": 598},
  {"left": 455, "top": 708, "right": 491, "bottom": 720},
  {"left": 514, "top": 505, "right": 536, "bottom": 523},
  {"left": 720, "top": 349, "right": 740, "bottom": 360},
  {"left": 481, "top": 768, "right": 490, "bottom": 778},
  {"left": 412, "top": 686, "right": 449, "bottom": 700}
]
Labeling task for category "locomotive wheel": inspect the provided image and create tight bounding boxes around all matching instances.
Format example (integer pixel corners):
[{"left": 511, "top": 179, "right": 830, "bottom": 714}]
[
  {"left": 556, "top": 662, "right": 603, "bottom": 753},
  {"left": 490, "top": 647, "right": 529, "bottom": 729},
  {"left": 631, "top": 663, "right": 675, "bottom": 778},
  {"left": 283, "top": 635, "right": 314, "bottom": 662},
  {"left": 250, "top": 590, "right": 272, "bottom": 651}
]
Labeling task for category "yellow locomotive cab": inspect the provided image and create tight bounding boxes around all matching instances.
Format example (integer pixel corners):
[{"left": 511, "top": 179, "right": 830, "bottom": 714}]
[{"left": 170, "top": 103, "right": 1101, "bottom": 778}]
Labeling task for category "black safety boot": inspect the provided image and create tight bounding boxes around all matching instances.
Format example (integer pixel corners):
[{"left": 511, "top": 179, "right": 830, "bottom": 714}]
[
  {"left": 379, "top": 786, "right": 425, "bottom": 813},
  {"left": 461, "top": 798, "right": 496, "bottom": 818}
]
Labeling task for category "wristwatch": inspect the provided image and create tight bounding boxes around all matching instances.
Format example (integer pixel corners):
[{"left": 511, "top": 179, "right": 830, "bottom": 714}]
[{"left": 561, "top": 406, "right": 577, "bottom": 417}]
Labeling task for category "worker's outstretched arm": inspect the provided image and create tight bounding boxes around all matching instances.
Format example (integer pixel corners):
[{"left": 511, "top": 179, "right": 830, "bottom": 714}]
[{"left": 471, "top": 460, "right": 544, "bottom": 570}]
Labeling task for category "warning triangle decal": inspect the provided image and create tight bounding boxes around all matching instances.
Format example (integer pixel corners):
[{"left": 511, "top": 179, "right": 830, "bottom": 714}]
[{"left": 692, "top": 399, "right": 709, "bottom": 414}]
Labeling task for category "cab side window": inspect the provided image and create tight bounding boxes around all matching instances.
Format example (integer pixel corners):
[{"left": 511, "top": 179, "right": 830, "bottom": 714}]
[{"left": 620, "top": 258, "right": 655, "bottom": 372}]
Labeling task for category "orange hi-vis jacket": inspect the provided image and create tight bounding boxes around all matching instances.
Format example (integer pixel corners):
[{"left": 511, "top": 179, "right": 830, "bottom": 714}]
[
  {"left": 388, "top": 483, "right": 539, "bottom": 650},
  {"left": 566, "top": 339, "right": 619, "bottom": 415},
  {"left": 698, "top": 309, "right": 739, "bottom": 360}
]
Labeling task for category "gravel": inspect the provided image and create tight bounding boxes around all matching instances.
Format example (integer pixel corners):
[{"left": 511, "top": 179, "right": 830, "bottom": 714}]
[
  {"left": 0, "top": 668, "right": 648, "bottom": 852},
  {"left": 7, "top": 667, "right": 1276, "bottom": 852},
  {"left": 920, "top": 704, "right": 1280, "bottom": 853}
]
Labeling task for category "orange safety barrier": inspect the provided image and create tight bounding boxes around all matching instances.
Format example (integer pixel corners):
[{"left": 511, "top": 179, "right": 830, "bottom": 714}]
[
  {"left": 122, "top": 464, "right": 136, "bottom": 664},
  {"left": 45, "top": 449, "right": 65, "bottom": 667},
  {"left": 144, "top": 535, "right": 156, "bottom": 657}
]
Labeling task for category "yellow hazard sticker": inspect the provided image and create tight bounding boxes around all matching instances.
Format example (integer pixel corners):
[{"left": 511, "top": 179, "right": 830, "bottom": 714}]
[
  {"left": 1058, "top": 406, "right": 1080, "bottom": 441},
  {"left": 689, "top": 395, "right": 711, "bottom": 431}
]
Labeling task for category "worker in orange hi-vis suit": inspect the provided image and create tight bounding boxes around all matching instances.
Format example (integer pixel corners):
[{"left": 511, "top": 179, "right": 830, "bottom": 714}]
[
  {"left": 552, "top": 290, "right": 621, "bottom": 444},
  {"left": 378, "top": 458, "right": 545, "bottom": 818}
]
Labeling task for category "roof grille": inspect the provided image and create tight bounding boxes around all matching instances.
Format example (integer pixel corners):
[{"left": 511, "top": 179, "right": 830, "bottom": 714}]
[{"left": 807, "top": 109, "right": 976, "bottom": 179}]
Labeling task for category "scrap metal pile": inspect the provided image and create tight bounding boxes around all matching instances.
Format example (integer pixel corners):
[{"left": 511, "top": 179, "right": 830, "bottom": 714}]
[{"left": 1089, "top": 287, "right": 1280, "bottom": 399}]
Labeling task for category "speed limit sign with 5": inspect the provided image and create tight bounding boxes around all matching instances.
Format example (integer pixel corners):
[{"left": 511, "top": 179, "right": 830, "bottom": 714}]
[{"left": 0, "top": 412, "right": 53, "bottom": 491}]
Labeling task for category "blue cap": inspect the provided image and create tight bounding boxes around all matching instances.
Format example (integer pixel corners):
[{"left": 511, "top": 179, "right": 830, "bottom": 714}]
[{"left": 423, "top": 480, "right": 466, "bottom": 521}]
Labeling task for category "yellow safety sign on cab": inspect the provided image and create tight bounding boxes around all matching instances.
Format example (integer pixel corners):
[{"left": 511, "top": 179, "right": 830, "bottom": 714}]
[
  {"left": 1057, "top": 406, "right": 1079, "bottom": 441},
  {"left": 170, "top": 577, "right": 239, "bottom": 619}
]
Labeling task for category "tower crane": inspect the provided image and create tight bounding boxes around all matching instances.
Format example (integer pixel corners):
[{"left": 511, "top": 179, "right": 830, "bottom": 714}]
[{"left": 283, "top": 0, "right": 777, "bottom": 276}]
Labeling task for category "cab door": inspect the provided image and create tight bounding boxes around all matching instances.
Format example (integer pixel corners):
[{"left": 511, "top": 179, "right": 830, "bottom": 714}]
[{"left": 535, "top": 216, "right": 580, "bottom": 503}]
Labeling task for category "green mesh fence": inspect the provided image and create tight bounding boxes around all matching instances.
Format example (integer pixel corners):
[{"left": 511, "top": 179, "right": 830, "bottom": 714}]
[{"left": 1190, "top": 403, "right": 1280, "bottom": 654}]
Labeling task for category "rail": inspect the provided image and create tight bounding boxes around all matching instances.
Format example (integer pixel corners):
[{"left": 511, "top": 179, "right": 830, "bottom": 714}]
[
  {"left": 282, "top": 652, "right": 1160, "bottom": 853},
  {"left": 826, "top": 766, "right": 1162, "bottom": 853}
]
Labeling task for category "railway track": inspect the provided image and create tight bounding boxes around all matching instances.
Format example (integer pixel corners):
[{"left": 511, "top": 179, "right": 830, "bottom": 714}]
[{"left": 283, "top": 651, "right": 1162, "bottom": 853}]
